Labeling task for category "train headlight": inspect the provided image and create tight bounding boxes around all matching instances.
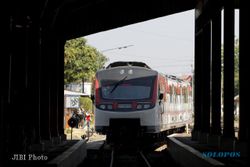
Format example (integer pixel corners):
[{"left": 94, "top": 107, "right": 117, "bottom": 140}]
[
  {"left": 143, "top": 104, "right": 151, "bottom": 109},
  {"left": 136, "top": 103, "right": 152, "bottom": 110},
  {"left": 128, "top": 69, "right": 133, "bottom": 74},
  {"left": 99, "top": 104, "right": 106, "bottom": 110},
  {"left": 120, "top": 69, "right": 125, "bottom": 74}
]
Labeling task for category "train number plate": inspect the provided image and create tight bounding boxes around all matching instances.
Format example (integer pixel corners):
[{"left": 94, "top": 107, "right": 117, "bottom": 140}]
[{"left": 118, "top": 104, "right": 132, "bottom": 109}]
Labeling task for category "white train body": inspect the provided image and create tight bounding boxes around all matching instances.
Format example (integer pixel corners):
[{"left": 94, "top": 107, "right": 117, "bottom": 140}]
[{"left": 94, "top": 62, "right": 193, "bottom": 138}]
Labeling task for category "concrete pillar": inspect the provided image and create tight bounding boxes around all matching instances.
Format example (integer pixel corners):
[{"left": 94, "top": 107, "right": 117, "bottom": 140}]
[
  {"left": 1, "top": 16, "right": 12, "bottom": 166},
  {"left": 25, "top": 17, "right": 42, "bottom": 145},
  {"left": 49, "top": 36, "right": 59, "bottom": 139},
  {"left": 2, "top": 14, "right": 43, "bottom": 165},
  {"left": 6, "top": 16, "right": 33, "bottom": 153},
  {"left": 40, "top": 33, "right": 52, "bottom": 140},
  {"left": 200, "top": 21, "right": 211, "bottom": 134},
  {"left": 47, "top": 34, "right": 65, "bottom": 141},
  {"left": 211, "top": 10, "right": 222, "bottom": 135},
  {"left": 0, "top": 97, "right": 4, "bottom": 166},
  {"left": 223, "top": 0, "right": 235, "bottom": 138},
  {"left": 239, "top": 2, "right": 249, "bottom": 141},
  {"left": 39, "top": 30, "right": 66, "bottom": 142},
  {"left": 57, "top": 39, "right": 67, "bottom": 140},
  {"left": 193, "top": 20, "right": 203, "bottom": 139}
]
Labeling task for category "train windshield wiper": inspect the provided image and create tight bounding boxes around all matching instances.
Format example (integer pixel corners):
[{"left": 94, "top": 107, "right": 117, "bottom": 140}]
[{"left": 110, "top": 76, "right": 128, "bottom": 94}]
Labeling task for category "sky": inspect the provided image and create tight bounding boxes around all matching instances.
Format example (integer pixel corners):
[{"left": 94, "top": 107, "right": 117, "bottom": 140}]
[{"left": 84, "top": 9, "right": 239, "bottom": 77}]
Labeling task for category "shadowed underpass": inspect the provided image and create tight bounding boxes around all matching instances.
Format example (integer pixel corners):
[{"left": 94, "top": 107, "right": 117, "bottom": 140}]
[{"left": 2, "top": 0, "right": 249, "bottom": 167}]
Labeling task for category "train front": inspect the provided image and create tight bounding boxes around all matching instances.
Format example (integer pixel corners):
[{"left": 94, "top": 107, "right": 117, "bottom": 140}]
[{"left": 94, "top": 66, "right": 159, "bottom": 143}]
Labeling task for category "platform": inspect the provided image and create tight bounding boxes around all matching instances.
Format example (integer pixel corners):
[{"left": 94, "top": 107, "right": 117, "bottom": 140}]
[{"left": 167, "top": 133, "right": 247, "bottom": 167}]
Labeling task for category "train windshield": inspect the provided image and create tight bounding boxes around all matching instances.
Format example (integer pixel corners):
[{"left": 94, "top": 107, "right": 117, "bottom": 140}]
[{"left": 100, "top": 76, "right": 155, "bottom": 100}]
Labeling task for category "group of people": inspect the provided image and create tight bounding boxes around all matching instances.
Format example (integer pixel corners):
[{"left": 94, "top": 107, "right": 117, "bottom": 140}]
[{"left": 71, "top": 108, "right": 91, "bottom": 129}]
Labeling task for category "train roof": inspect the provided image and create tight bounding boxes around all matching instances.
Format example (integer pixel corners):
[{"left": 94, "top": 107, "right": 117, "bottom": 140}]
[
  {"left": 106, "top": 61, "right": 151, "bottom": 69},
  {"left": 103, "top": 61, "right": 191, "bottom": 83}
]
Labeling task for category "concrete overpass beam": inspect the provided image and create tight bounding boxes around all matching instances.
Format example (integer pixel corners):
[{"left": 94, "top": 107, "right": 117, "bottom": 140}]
[{"left": 223, "top": 0, "right": 235, "bottom": 138}]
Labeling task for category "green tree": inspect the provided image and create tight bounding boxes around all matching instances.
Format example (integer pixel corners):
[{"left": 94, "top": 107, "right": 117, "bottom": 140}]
[
  {"left": 234, "top": 39, "right": 239, "bottom": 96},
  {"left": 79, "top": 97, "right": 92, "bottom": 112},
  {"left": 64, "top": 37, "right": 107, "bottom": 84}
]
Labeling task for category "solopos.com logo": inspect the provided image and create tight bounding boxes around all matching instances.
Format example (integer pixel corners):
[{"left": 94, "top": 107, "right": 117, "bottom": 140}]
[{"left": 202, "top": 151, "right": 240, "bottom": 158}]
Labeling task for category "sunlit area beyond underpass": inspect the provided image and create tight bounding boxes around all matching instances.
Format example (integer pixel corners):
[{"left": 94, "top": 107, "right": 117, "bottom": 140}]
[
  {"left": 63, "top": 10, "right": 195, "bottom": 143},
  {"left": 3, "top": 1, "right": 248, "bottom": 167}
]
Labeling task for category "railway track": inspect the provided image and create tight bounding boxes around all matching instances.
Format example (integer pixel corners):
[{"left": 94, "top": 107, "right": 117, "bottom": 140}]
[
  {"left": 80, "top": 141, "right": 180, "bottom": 167},
  {"left": 109, "top": 148, "right": 151, "bottom": 167}
]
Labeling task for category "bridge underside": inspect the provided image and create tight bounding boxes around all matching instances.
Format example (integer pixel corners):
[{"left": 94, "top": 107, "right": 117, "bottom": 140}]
[{"left": 1, "top": 0, "right": 249, "bottom": 166}]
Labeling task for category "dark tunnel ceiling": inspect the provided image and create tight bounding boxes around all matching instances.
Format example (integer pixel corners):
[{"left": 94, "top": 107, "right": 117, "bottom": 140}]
[
  {"left": 11, "top": 0, "right": 238, "bottom": 40},
  {"left": 10, "top": 0, "right": 195, "bottom": 40},
  {"left": 59, "top": 0, "right": 196, "bottom": 39},
  {"left": 57, "top": 0, "right": 196, "bottom": 39},
  {"left": 8, "top": 0, "right": 196, "bottom": 39}
]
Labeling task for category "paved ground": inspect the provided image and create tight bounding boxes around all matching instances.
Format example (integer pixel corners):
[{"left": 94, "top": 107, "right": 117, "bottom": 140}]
[{"left": 65, "top": 127, "right": 106, "bottom": 142}]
